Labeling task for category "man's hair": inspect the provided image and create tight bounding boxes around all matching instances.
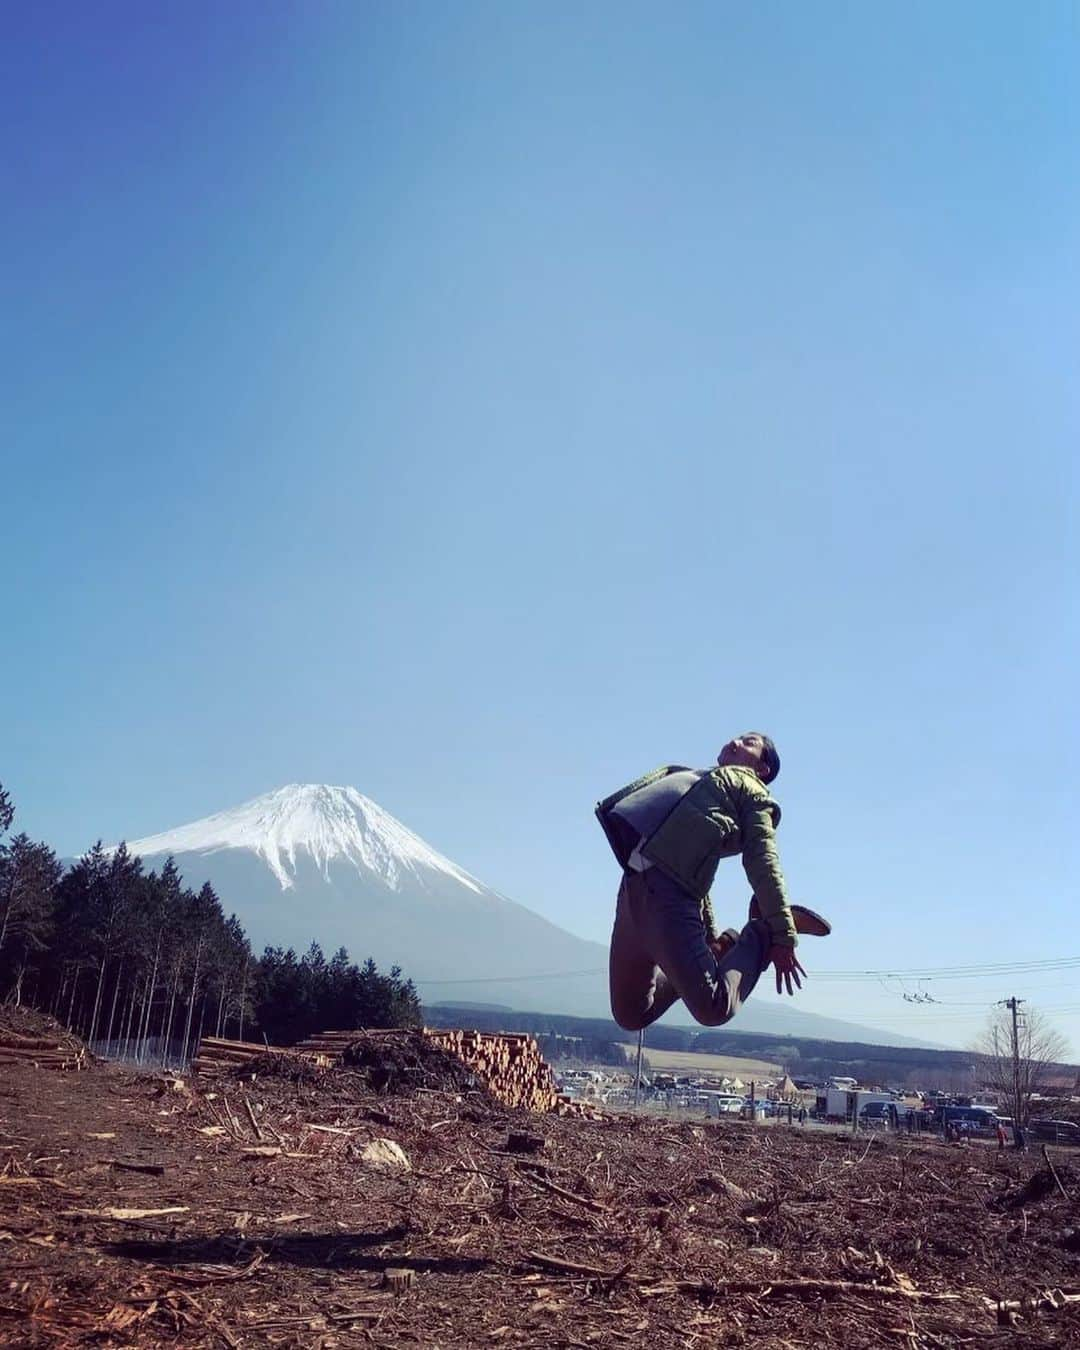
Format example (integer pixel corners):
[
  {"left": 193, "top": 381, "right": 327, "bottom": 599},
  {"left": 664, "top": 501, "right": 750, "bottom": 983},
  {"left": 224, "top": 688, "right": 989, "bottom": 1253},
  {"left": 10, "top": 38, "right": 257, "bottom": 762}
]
[{"left": 753, "top": 733, "right": 780, "bottom": 784}]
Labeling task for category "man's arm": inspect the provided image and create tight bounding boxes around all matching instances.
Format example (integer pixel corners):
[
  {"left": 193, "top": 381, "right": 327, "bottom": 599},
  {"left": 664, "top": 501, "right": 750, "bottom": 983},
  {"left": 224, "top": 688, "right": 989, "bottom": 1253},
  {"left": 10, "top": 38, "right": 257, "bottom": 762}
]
[
  {"left": 700, "top": 893, "right": 720, "bottom": 942},
  {"left": 739, "top": 795, "right": 798, "bottom": 947}
]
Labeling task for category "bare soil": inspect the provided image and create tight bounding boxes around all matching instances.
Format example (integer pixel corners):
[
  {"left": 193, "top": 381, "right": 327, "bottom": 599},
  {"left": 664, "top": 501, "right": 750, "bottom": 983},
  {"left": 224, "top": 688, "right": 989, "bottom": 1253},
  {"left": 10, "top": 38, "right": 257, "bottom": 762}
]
[{"left": 1, "top": 1051, "right": 1079, "bottom": 1348}]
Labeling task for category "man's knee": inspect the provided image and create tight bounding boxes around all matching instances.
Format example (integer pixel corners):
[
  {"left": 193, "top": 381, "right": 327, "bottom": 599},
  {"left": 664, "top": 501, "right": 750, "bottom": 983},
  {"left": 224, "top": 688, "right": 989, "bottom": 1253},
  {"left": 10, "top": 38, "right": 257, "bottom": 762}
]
[
  {"left": 682, "top": 991, "right": 734, "bottom": 1028},
  {"left": 610, "top": 993, "right": 650, "bottom": 1032}
]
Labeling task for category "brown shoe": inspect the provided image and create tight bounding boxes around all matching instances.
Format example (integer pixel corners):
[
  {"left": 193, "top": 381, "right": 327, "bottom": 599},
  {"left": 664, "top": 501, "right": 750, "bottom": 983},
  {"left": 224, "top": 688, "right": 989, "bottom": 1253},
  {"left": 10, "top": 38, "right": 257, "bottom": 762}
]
[
  {"left": 749, "top": 897, "right": 832, "bottom": 936},
  {"left": 708, "top": 927, "right": 740, "bottom": 959}
]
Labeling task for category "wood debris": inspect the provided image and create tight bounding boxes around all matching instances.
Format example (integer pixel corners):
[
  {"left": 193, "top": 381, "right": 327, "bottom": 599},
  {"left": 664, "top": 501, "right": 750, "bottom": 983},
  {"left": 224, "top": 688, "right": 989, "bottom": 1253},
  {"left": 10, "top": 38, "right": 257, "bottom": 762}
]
[{"left": 5, "top": 1035, "right": 1080, "bottom": 1347}]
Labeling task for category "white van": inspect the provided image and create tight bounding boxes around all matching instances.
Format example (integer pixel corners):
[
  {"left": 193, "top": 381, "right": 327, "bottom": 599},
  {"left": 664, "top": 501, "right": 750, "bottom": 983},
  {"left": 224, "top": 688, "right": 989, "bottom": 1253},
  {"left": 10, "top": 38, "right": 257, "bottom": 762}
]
[{"left": 704, "top": 1093, "right": 746, "bottom": 1117}]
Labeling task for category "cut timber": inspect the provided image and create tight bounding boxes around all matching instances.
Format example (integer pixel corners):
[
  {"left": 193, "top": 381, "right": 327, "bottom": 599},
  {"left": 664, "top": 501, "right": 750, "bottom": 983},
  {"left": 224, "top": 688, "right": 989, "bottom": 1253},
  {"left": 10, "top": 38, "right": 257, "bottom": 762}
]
[
  {"left": 61, "top": 1206, "right": 189, "bottom": 1221},
  {"left": 190, "top": 1035, "right": 329, "bottom": 1078},
  {"left": 199, "top": 1027, "right": 596, "bottom": 1118},
  {"left": 423, "top": 1028, "right": 564, "bottom": 1113},
  {"left": 0, "top": 1029, "right": 88, "bottom": 1071}
]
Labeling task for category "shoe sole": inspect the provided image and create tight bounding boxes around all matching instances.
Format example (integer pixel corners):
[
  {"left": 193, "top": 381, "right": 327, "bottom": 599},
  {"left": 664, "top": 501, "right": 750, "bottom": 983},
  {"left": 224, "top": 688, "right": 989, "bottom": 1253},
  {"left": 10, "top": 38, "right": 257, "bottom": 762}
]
[{"left": 750, "top": 898, "right": 832, "bottom": 937}]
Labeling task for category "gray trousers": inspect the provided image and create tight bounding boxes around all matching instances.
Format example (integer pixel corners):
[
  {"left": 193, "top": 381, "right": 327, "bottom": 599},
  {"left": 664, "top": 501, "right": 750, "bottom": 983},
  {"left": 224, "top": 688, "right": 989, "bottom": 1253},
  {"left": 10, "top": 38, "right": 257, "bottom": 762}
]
[{"left": 609, "top": 867, "right": 770, "bottom": 1031}]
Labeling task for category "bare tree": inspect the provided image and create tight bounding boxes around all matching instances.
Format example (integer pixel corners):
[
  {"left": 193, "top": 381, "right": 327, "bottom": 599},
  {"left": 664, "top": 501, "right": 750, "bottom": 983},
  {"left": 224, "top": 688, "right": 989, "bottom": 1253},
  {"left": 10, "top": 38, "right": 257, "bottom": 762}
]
[{"left": 973, "top": 1005, "right": 1069, "bottom": 1124}]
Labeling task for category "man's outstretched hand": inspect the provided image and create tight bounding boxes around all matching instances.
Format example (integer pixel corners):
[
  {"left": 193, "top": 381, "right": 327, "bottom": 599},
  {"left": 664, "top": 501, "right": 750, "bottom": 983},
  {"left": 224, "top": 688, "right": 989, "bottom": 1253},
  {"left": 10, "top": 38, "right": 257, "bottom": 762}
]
[{"left": 770, "top": 945, "right": 806, "bottom": 996}]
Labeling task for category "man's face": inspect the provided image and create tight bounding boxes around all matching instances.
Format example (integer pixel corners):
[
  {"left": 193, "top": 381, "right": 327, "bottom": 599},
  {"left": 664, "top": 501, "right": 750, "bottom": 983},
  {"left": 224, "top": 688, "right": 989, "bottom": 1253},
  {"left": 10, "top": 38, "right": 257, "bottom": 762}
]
[{"left": 718, "top": 732, "right": 769, "bottom": 778}]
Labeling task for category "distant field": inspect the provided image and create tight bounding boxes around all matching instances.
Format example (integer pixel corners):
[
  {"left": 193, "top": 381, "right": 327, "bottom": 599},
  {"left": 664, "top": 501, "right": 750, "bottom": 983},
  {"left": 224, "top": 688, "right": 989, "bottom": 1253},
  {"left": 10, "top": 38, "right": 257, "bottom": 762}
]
[{"left": 626, "top": 1045, "right": 781, "bottom": 1078}]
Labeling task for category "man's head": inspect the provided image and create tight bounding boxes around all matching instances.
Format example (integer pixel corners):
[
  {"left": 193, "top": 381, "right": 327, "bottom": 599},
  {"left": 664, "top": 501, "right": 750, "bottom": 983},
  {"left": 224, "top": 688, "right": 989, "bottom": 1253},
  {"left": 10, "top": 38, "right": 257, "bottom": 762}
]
[{"left": 718, "top": 732, "right": 780, "bottom": 785}]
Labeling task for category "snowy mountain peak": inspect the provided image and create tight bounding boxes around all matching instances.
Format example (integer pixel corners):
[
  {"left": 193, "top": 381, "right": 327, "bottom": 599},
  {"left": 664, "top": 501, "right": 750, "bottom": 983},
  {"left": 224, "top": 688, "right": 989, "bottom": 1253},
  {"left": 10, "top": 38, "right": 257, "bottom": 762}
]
[{"left": 119, "top": 783, "right": 484, "bottom": 895}]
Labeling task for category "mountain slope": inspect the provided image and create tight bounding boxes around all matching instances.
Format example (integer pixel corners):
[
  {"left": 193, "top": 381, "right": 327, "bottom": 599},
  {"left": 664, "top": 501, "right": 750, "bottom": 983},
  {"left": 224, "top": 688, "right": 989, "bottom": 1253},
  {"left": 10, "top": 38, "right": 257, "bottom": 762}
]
[
  {"left": 113, "top": 784, "right": 937, "bottom": 1048},
  {"left": 118, "top": 784, "right": 609, "bottom": 996}
]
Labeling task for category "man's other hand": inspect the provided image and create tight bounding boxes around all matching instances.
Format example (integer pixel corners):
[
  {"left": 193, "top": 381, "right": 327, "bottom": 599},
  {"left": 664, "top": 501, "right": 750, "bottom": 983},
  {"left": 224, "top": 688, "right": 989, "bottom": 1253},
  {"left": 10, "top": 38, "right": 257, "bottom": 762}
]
[{"left": 770, "top": 945, "right": 806, "bottom": 996}]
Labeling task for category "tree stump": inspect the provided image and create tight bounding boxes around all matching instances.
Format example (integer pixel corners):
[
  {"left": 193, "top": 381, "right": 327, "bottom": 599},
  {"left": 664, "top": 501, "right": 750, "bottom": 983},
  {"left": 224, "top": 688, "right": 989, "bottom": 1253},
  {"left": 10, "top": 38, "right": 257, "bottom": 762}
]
[
  {"left": 506, "top": 1131, "right": 546, "bottom": 1155},
  {"left": 382, "top": 1267, "right": 415, "bottom": 1294}
]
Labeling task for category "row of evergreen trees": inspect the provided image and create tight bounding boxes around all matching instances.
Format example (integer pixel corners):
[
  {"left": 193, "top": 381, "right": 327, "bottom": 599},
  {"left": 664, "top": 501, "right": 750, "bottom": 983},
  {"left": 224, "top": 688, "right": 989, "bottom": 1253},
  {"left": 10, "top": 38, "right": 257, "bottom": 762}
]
[{"left": 0, "top": 782, "right": 421, "bottom": 1061}]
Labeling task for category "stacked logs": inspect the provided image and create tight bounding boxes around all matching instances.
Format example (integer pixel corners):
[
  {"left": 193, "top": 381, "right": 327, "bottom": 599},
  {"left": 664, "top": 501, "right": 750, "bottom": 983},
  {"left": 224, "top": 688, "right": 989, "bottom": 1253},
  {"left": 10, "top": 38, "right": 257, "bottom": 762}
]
[
  {"left": 296, "top": 1028, "right": 599, "bottom": 1117},
  {"left": 193, "top": 1028, "right": 601, "bottom": 1119},
  {"left": 292, "top": 1029, "right": 405, "bottom": 1062},
  {"left": 422, "top": 1030, "right": 600, "bottom": 1118},
  {"left": 424, "top": 1029, "right": 560, "bottom": 1113},
  {"left": 292, "top": 1028, "right": 560, "bottom": 1111},
  {"left": 190, "top": 1036, "right": 329, "bottom": 1078},
  {"left": 0, "top": 1027, "right": 88, "bottom": 1071}
]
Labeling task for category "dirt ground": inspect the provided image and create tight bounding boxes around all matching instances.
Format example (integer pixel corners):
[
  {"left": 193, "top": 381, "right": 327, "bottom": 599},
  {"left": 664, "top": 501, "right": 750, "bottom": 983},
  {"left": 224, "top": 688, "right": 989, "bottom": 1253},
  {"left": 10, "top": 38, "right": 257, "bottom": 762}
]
[{"left": 2, "top": 1045, "right": 1080, "bottom": 1349}]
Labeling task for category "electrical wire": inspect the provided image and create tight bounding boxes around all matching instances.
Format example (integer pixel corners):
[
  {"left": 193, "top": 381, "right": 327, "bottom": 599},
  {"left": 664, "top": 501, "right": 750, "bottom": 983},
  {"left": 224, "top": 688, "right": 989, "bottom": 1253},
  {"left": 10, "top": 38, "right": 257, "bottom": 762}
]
[{"left": 415, "top": 954, "right": 1080, "bottom": 986}]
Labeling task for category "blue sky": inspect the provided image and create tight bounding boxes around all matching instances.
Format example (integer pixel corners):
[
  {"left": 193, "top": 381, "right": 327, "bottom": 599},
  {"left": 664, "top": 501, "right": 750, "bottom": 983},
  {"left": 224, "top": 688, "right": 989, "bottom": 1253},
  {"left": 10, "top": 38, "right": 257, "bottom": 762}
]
[{"left": 4, "top": 2, "right": 1077, "bottom": 1052}]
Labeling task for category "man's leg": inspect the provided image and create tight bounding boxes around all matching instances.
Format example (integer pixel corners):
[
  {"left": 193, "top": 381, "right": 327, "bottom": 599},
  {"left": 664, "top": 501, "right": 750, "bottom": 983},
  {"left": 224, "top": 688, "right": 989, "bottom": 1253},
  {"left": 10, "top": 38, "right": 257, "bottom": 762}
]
[
  {"left": 634, "top": 868, "right": 771, "bottom": 1027},
  {"left": 609, "top": 871, "right": 681, "bottom": 1031}
]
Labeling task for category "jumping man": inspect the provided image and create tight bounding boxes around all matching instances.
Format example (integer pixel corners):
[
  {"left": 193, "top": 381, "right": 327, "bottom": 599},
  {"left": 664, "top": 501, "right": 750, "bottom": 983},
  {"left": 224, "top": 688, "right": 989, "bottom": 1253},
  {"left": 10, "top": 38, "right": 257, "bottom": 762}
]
[{"left": 596, "top": 732, "right": 831, "bottom": 1031}]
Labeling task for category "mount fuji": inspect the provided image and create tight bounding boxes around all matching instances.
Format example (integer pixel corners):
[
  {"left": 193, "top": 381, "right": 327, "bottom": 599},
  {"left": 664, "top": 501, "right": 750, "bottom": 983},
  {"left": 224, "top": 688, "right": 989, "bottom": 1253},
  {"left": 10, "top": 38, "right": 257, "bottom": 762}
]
[
  {"left": 112, "top": 783, "right": 936, "bottom": 1046},
  {"left": 116, "top": 784, "right": 611, "bottom": 1013}
]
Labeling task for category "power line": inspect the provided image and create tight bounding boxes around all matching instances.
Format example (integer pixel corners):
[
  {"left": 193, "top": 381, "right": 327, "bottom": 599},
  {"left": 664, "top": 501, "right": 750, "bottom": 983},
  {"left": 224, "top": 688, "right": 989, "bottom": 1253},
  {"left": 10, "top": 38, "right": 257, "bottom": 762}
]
[
  {"left": 414, "top": 968, "right": 606, "bottom": 986},
  {"left": 413, "top": 953, "right": 1080, "bottom": 987},
  {"left": 815, "top": 957, "right": 1080, "bottom": 982}
]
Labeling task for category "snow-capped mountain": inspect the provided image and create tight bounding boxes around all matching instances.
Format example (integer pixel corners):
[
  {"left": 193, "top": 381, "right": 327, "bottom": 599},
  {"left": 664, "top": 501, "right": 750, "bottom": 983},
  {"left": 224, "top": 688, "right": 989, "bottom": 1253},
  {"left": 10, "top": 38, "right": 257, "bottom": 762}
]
[
  {"left": 114, "top": 784, "right": 611, "bottom": 1012},
  {"left": 124, "top": 784, "right": 485, "bottom": 896}
]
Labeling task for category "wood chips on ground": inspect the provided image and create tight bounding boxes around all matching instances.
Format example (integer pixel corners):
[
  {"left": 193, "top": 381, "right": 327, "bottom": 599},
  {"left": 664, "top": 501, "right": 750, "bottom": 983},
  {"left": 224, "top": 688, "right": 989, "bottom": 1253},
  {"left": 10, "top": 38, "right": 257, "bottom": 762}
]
[{"left": 1, "top": 1053, "right": 1079, "bottom": 1348}]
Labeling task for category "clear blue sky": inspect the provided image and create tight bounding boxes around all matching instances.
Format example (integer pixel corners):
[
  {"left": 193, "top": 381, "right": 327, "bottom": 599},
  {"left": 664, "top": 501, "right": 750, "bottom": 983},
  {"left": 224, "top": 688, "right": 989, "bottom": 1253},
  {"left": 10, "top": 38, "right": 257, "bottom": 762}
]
[{"left": 4, "top": 2, "right": 1077, "bottom": 1052}]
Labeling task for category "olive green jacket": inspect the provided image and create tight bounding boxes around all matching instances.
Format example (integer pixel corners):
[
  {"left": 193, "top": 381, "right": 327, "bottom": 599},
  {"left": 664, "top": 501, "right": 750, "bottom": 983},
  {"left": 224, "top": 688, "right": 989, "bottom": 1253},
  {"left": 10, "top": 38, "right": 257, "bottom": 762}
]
[{"left": 642, "top": 765, "right": 797, "bottom": 947}]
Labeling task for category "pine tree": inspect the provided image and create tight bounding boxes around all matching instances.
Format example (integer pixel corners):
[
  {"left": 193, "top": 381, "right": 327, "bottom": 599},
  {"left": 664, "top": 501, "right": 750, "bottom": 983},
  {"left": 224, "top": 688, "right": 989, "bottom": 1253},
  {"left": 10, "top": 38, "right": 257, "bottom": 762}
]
[
  {"left": 178, "top": 882, "right": 224, "bottom": 1065},
  {"left": 0, "top": 790, "right": 429, "bottom": 1055},
  {"left": 51, "top": 844, "right": 110, "bottom": 1032},
  {"left": 0, "top": 834, "right": 62, "bottom": 1003},
  {"left": 88, "top": 844, "right": 143, "bottom": 1046},
  {"left": 252, "top": 947, "right": 311, "bottom": 1045}
]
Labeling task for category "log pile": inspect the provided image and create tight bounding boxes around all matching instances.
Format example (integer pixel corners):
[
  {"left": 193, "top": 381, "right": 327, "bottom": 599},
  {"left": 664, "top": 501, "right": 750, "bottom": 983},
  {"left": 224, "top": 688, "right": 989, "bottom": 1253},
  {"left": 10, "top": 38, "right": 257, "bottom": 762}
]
[
  {"left": 0, "top": 1027, "right": 88, "bottom": 1071},
  {"left": 195, "top": 1027, "right": 602, "bottom": 1118},
  {"left": 423, "top": 1028, "right": 561, "bottom": 1113},
  {"left": 292, "top": 1029, "right": 404, "bottom": 1062},
  {"left": 190, "top": 1036, "right": 329, "bottom": 1078},
  {"left": 295, "top": 1027, "right": 566, "bottom": 1113}
]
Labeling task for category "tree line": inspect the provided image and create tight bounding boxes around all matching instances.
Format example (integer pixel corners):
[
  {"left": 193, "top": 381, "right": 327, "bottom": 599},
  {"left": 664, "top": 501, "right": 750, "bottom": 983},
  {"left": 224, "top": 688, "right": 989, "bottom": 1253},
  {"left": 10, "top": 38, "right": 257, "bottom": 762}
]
[{"left": 0, "top": 782, "right": 421, "bottom": 1061}]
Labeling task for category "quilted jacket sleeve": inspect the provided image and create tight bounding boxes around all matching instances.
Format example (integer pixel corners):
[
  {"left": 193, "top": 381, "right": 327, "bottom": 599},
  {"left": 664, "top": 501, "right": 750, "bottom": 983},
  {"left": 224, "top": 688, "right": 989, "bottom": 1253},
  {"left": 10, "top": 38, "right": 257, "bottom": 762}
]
[{"left": 737, "top": 784, "right": 797, "bottom": 947}]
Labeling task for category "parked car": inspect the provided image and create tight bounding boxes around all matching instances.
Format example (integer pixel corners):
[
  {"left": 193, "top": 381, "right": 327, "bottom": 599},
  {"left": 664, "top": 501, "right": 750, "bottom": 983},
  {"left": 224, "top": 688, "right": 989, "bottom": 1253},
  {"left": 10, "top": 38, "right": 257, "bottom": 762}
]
[
  {"left": 1028, "top": 1119, "right": 1080, "bottom": 1144},
  {"left": 703, "top": 1093, "right": 746, "bottom": 1116},
  {"left": 941, "top": 1105, "right": 999, "bottom": 1137}
]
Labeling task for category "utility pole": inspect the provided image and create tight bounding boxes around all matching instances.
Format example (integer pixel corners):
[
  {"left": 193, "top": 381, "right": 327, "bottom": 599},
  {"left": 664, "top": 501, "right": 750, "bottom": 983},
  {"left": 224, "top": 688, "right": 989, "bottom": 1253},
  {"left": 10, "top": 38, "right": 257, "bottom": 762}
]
[
  {"left": 999, "top": 997, "right": 1025, "bottom": 1125},
  {"left": 633, "top": 1028, "right": 644, "bottom": 1107}
]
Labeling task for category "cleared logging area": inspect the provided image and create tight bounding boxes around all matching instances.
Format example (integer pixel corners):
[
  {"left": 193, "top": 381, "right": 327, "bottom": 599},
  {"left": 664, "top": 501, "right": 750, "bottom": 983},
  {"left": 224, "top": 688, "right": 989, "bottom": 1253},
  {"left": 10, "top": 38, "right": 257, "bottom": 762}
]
[{"left": 4, "top": 1048, "right": 1080, "bottom": 1347}]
